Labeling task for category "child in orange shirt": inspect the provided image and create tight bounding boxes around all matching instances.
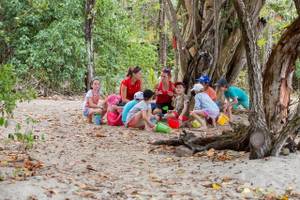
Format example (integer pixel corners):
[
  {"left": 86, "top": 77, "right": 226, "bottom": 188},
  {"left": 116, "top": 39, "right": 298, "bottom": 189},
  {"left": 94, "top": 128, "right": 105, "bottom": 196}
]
[{"left": 196, "top": 75, "right": 217, "bottom": 101}]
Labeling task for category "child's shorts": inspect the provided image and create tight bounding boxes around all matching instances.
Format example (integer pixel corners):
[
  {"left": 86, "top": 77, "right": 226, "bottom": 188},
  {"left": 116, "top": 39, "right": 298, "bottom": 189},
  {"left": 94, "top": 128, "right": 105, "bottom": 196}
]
[{"left": 200, "top": 109, "right": 219, "bottom": 119}]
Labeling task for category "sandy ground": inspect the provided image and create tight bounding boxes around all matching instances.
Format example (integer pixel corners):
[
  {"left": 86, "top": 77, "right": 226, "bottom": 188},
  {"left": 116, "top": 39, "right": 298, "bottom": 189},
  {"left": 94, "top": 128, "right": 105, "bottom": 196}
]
[{"left": 0, "top": 99, "right": 300, "bottom": 200}]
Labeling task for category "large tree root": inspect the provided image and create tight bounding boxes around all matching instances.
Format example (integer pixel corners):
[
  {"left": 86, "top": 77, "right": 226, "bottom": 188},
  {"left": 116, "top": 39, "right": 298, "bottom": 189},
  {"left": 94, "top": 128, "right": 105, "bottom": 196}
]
[{"left": 151, "top": 123, "right": 251, "bottom": 154}]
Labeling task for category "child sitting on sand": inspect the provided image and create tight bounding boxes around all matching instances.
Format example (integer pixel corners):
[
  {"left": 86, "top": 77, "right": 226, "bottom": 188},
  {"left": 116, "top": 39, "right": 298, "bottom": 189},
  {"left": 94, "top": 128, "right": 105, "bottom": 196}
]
[
  {"left": 122, "top": 91, "right": 144, "bottom": 124},
  {"left": 83, "top": 77, "right": 106, "bottom": 123},
  {"left": 190, "top": 83, "right": 220, "bottom": 129},
  {"left": 125, "top": 89, "right": 156, "bottom": 131},
  {"left": 106, "top": 94, "right": 123, "bottom": 126},
  {"left": 166, "top": 82, "right": 189, "bottom": 124}
]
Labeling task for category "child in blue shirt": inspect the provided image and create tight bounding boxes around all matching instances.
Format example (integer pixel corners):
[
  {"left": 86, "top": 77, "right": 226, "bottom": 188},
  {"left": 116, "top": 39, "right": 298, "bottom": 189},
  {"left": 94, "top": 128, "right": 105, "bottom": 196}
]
[
  {"left": 122, "top": 91, "right": 144, "bottom": 124},
  {"left": 216, "top": 78, "right": 249, "bottom": 110}
]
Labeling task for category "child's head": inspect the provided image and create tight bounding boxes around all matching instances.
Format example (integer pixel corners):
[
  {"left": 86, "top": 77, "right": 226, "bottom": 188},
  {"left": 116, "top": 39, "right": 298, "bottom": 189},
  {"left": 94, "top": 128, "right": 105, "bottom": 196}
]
[
  {"left": 134, "top": 91, "right": 144, "bottom": 101},
  {"left": 216, "top": 78, "right": 228, "bottom": 92},
  {"left": 143, "top": 89, "right": 155, "bottom": 101},
  {"left": 175, "top": 82, "right": 186, "bottom": 95},
  {"left": 107, "top": 94, "right": 121, "bottom": 107},
  {"left": 196, "top": 75, "right": 211, "bottom": 87},
  {"left": 90, "top": 77, "right": 100, "bottom": 91},
  {"left": 191, "top": 83, "right": 204, "bottom": 94}
]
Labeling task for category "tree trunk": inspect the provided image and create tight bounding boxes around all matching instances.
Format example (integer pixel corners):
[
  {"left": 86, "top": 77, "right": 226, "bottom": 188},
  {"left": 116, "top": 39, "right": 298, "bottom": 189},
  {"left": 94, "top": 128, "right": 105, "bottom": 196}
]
[
  {"left": 271, "top": 103, "right": 300, "bottom": 156},
  {"left": 263, "top": 16, "right": 300, "bottom": 133},
  {"left": 233, "top": 0, "right": 272, "bottom": 159},
  {"left": 158, "top": 0, "right": 167, "bottom": 68},
  {"left": 151, "top": 123, "right": 250, "bottom": 153},
  {"left": 294, "top": 0, "right": 300, "bottom": 15},
  {"left": 85, "top": 0, "right": 96, "bottom": 91},
  {"left": 226, "top": 41, "right": 246, "bottom": 84},
  {"left": 209, "top": 0, "right": 221, "bottom": 77}
]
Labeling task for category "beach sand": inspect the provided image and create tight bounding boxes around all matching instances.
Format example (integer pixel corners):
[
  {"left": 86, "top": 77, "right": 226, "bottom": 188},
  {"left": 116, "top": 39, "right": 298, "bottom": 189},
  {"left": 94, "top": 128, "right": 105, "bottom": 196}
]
[{"left": 0, "top": 99, "right": 299, "bottom": 199}]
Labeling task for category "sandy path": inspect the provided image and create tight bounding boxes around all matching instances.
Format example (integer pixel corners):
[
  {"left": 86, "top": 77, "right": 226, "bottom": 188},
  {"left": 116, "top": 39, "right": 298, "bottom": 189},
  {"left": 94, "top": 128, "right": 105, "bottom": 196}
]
[{"left": 0, "top": 99, "right": 300, "bottom": 200}]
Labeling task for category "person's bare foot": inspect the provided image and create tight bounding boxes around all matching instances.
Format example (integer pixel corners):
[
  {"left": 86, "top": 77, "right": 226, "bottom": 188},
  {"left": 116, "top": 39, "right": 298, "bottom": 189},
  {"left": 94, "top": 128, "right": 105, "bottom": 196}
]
[
  {"left": 145, "top": 126, "right": 154, "bottom": 132},
  {"left": 87, "top": 116, "right": 93, "bottom": 124}
]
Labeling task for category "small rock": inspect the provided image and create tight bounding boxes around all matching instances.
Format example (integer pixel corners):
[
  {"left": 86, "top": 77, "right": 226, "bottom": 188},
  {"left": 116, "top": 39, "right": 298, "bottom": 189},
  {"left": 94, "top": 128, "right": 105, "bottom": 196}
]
[
  {"left": 175, "top": 146, "right": 193, "bottom": 157},
  {"left": 282, "top": 148, "right": 290, "bottom": 156}
]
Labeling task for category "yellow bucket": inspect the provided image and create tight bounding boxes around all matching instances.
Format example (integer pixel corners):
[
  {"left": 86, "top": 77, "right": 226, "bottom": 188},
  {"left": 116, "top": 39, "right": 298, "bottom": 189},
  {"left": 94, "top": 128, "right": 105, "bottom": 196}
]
[
  {"left": 191, "top": 120, "right": 201, "bottom": 128},
  {"left": 217, "top": 113, "right": 229, "bottom": 125}
]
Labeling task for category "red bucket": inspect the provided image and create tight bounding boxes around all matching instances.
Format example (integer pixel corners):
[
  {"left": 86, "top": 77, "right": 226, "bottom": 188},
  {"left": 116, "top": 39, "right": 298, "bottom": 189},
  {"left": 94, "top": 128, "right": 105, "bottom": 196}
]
[{"left": 167, "top": 117, "right": 180, "bottom": 129}]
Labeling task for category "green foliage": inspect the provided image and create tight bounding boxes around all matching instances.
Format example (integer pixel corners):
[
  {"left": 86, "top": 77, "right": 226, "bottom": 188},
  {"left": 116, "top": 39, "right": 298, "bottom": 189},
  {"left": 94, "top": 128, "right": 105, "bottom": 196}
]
[
  {"left": 0, "top": 64, "right": 35, "bottom": 119},
  {"left": 1, "top": 0, "right": 86, "bottom": 92},
  {"left": 8, "top": 117, "right": 40, "bottom": 149},
  {"left": 0, "top": 64, "right": 17, "bottom": 115},
  {"left": 261, "top": 0, "right": 297, "bottom": 43},
  {"left": 93, "top": 0, "right": 158, "bottom": 94},
  {"left": 0, "top": 0, "right": 174, "bottom": 95}
]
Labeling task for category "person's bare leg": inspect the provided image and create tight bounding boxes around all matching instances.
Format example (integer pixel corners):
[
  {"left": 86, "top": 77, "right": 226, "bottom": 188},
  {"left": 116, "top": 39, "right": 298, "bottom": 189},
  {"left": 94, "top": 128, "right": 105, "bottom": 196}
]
[
  {"left": 212, "top": 118, "right": 217, "bottom": 127},
  {"left": 88, "top": 108, "right": 103, "bottom": 123},
  {"left": 128, "top": 112, "right": 146, "bottom": 129}
]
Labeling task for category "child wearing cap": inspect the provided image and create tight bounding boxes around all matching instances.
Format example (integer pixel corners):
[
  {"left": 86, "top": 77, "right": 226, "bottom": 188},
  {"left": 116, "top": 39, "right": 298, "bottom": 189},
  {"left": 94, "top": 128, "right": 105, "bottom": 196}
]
[
  {"left": 190, "top": 83, "right": 220, "bottom": 129},
  {"left": 166, "top": 82, "right": 189, "bottom": 124},
  {"left": 196, "top": 75, "right": 217, "bottom": 101},
  {"left": 216, "top": 78, "right": 249, "bottom": 111},
  {"left": 126, "top": 89, "right": 156, "bottom": 131},
  {"left": 122, "top": 91, "right": 144, "bottom": 124}
]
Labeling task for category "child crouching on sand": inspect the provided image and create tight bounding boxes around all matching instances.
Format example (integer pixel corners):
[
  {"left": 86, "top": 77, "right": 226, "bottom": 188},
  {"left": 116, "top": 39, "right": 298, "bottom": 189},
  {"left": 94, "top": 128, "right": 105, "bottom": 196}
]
[
  {"left": 190, "top": 83, "right": 220, "bottom": 130},
  {"left": 125, "top": 89, "right": 155, "bottom": 131},
  {"left": 82, "top": 77, "right": 106, "bottom": 123}
]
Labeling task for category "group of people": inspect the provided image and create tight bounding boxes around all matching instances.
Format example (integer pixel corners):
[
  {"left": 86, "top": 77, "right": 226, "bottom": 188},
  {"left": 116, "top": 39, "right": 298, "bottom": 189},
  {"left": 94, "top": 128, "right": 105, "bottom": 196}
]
[{"left": 82, "top": 66, "right": 249, "bottom": 131}]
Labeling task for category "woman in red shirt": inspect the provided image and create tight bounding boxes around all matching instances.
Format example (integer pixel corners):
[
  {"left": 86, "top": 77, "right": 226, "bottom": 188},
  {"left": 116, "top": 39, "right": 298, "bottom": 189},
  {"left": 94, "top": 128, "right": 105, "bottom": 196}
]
[
  {"left": 120, "top": 66, "right": 142, "bottom": 103},
  {"left": 153, "top": 68, "right": 175, "bottom": 114}
]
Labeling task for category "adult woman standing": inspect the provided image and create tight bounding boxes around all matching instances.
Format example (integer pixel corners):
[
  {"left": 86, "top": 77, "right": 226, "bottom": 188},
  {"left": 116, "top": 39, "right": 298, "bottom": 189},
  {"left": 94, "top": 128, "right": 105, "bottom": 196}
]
[
  {"left": 120, "top": 66, "right": 142, "bottom": 103},
  {"left": 153, "top": 68, "right": 175, "bottom": 114}
]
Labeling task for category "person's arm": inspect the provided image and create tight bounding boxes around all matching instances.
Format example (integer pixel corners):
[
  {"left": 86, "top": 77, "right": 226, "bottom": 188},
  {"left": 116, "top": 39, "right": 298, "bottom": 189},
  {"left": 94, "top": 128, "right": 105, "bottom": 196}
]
[
  {"left": 167, "top": 83, "right": 175, "bottom": 96},
  {"left": 142, "top": 110, "right": 154, "bottom": 128},
  {"left": 120, "top": 84, "right": 130, "bottom": 103},
  {"left": 179, "top": 99, "right": 189, "bottom": 119},
  {"left": 229, "top": 91, "right": 239, "bottom": 105},
  {"left": 154, "top": 83, "right": 162, "bottom": 95}
]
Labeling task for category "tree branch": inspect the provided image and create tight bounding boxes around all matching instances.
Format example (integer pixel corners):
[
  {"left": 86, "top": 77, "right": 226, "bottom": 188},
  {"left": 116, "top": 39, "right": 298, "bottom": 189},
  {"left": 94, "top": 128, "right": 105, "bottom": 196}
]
[{"left": 164, "top": 0, "right": 187, "bottom": 49}]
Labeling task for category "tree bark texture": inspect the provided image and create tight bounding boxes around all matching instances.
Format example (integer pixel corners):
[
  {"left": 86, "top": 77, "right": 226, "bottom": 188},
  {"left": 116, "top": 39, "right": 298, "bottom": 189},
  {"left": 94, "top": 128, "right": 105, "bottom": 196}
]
[
  {"left": 233, "top": 0, "right": 271, "bottom": 159},
  {"left": 85, "top": 0, "right": 96, "bottom": 90},
  {"left": 263, "top": 16, "right": 300, "bottom": 133},
  {"left": 158, "top": 0, "right": 167, "bottom": 68}
]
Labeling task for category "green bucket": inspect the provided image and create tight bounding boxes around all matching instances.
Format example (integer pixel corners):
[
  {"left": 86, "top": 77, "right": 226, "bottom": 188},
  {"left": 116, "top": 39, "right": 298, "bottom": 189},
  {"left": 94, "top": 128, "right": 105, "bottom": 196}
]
[{"left": 155, "top": 122, "right": 171, "bottom": 134}]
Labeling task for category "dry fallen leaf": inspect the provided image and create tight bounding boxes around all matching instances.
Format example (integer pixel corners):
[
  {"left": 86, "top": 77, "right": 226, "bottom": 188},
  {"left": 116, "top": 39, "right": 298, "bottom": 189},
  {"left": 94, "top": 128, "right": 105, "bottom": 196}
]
[
  {"left": 212, "top": 183, "right": 222, "bottom": 190},
  {"left": 216, "top": 153, "right": 232, "bottom": 161},
  {"left": 23, "top": 159, "right": 43, "bottom": 171},
  {"left": 86, "top": 165, "right": 97, "bottom": 171},
  {"left": 206, "top": 148, "right": 215, "bottom": 157}
]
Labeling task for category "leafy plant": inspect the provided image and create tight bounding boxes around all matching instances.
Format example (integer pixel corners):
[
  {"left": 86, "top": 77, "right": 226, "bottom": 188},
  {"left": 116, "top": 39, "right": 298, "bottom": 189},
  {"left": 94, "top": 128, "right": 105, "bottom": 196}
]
[{"left": 8, "top": 117, "right": 42, "bottom": 149}]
